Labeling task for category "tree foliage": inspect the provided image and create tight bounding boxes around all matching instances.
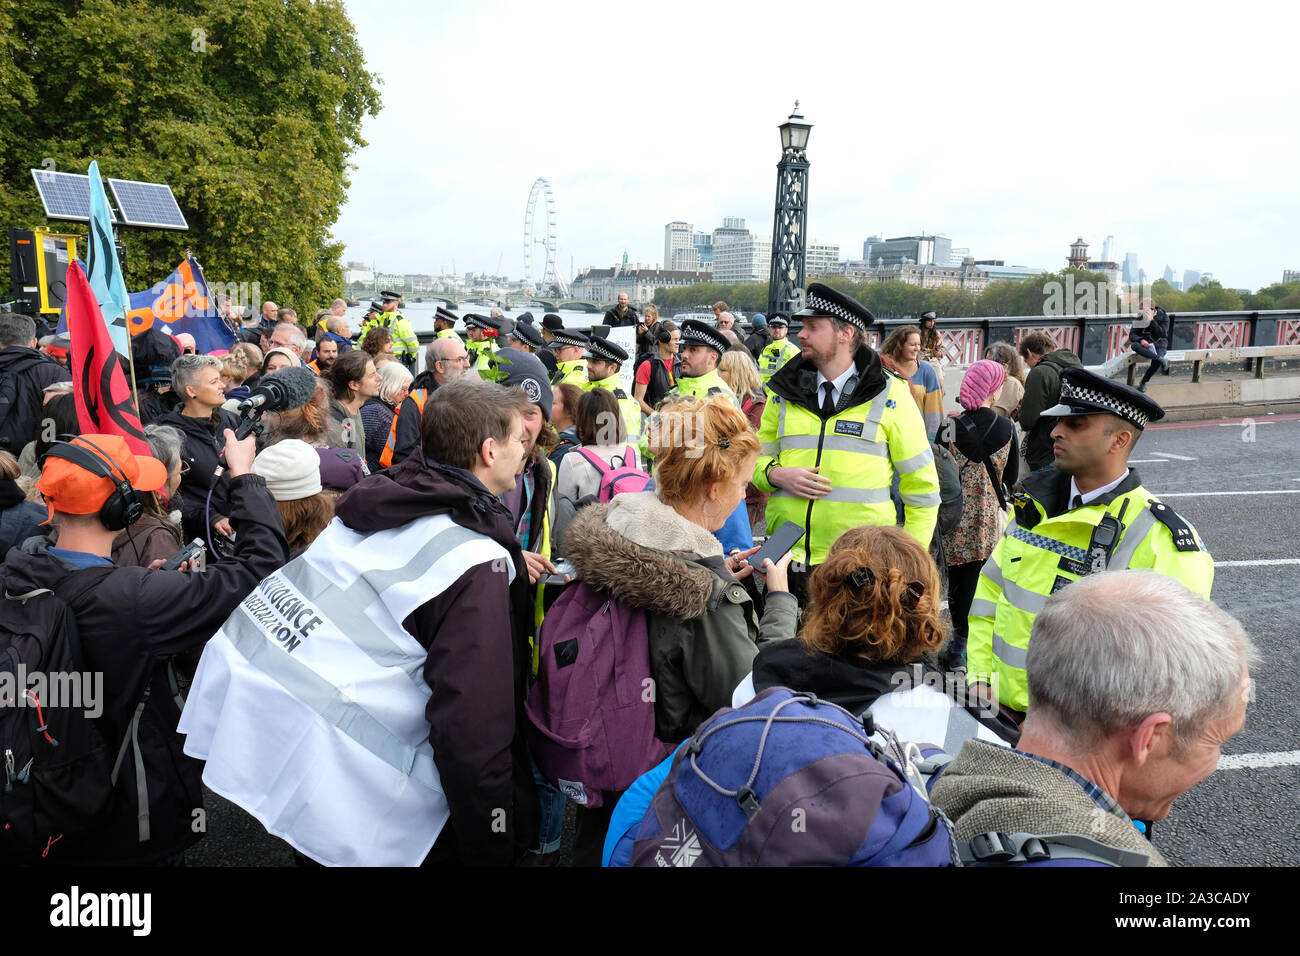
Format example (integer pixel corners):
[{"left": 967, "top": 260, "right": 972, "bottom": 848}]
[{"left": 0, "top": 0, "right": 380, "bottom": 314}]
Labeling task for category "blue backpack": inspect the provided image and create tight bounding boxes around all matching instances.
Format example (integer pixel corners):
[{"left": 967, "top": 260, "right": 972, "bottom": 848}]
[{"left": 623, "top": 687, "right": 956, "bottom": 867}]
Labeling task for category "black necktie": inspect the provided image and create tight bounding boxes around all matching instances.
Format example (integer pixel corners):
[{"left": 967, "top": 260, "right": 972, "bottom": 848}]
[
  {"left": 1070, "top": 494, "right": 1083, "bottom": 510},
  {"left": 820, "top": 382, "right": 836, "bottom": 418}
]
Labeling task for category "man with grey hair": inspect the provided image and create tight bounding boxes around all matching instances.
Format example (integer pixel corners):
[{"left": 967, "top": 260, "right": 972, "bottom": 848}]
[
  {"left": 380, "top": 336, "right": 472, "bottom": 468},
  {"left": 0, "top": 311, "right": 72, "bottom": 453},
  {"left": 932, "top": 570, "right": 1255, "bottom": 867},
  {"left": 270, "top": 322, "right": 307, "bottom": 363}
]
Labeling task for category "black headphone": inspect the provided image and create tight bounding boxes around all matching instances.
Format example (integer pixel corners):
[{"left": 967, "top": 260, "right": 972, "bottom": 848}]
[
  {"left": 657, "top": 327, "right": 674, "bottom": 345},
  {"left": 39, "top": 436, "right": 145, "bottom": 531}
]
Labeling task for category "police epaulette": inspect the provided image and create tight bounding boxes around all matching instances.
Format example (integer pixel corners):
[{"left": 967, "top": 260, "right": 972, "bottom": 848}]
[
  {"left": 884, "top": 367, "right": 907, "bottom": 382},
  {"left": 1149, "top": 501, "right": 1200, "bottom": 552}
]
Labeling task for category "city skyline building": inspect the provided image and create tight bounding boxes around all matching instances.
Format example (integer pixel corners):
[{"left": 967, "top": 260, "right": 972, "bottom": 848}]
[
  {"left": 1122, "top": 252, "right": 1141, "bottom": 285},
  {"left": 863, "top": 235, "right": 952, "bottom": 270},
  {"left": 1184, "top": 269, "right": 1203, "bottom": 290},
  {"left": 713, "top": 234, "right": 773, "bottom": 284},
  {"left": 712, "top": 216, "right": 750, "bottom": 249},
  {"left": 664, "top": 221, "right": 694, "bottom": 271}
]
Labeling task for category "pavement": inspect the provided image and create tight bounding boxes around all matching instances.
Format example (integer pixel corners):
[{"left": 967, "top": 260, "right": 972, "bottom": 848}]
[{"left": 186, "top": 410, "right": 1300, "bottom": 868}]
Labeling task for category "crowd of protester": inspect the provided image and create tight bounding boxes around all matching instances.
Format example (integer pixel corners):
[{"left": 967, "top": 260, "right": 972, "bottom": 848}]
[{"left": 0, "top": 293, "right": 1252, "bottom": 870}]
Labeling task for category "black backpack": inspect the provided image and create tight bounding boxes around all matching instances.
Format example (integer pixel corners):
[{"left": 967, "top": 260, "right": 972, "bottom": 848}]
[
  {"left": 0, "top": 566, "right": 125, "bottom": 862},
  {"left": 0, "top": 354, "right": 45, "bottom": 454}
]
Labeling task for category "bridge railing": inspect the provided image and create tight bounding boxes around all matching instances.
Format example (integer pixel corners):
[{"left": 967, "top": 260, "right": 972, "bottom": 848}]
[{"left": 867, "top": 309, "right": 1300, "bottom": 367}]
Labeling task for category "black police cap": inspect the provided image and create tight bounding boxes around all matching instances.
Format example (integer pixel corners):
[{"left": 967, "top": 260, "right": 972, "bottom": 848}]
[{"left": 1043, "top": 366, "right": 1165, "bottom": 430}]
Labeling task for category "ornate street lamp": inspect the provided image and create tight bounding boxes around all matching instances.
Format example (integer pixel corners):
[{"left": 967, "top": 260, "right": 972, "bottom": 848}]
[{"left": 768, "top": 102, "right": 812, "bottom": 315}]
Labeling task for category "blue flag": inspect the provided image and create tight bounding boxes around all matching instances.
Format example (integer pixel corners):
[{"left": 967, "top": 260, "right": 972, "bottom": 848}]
[
  {"left": 84, "top": 160, "right": 132, "bottom": 356},
  {"left": 59, "top": 255, "right": 236, "bottom": 356}
]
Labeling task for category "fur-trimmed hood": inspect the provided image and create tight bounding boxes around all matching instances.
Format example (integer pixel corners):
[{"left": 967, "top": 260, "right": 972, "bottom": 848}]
[{"left": 563, "top": 492, "right": 726, "bottom": 621}]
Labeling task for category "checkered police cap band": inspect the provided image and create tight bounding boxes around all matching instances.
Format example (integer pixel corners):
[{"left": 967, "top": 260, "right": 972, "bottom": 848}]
[
  {"left": 682, "top": 326, "right": 726, "bottom": 353},
  {"left": 551, "top": 330, "right": 587, "bottom": 348},
  {"left": 807, "top": 291, "right": 868, "bottom": 331},
  {"left": 1060, "top": 380, "right": 1150, "bottom": 429},
  {"left": 587, "top": 339, "right": 626, "bottom": 363}
]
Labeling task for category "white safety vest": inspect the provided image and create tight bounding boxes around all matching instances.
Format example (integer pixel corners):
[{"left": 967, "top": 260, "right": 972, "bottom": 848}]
[{"left": 178, "top": 512, "right": 515, "bottom": 866}]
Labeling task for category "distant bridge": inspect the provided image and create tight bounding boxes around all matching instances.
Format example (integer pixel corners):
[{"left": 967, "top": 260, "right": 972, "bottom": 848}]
[{"left": 403, "top": 293, "right": 611, "bottom": 315}]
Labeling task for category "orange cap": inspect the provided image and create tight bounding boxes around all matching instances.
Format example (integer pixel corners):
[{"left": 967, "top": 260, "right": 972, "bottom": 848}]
[{"left": 36, "top": 434, "right": 168, "bottom": 517}]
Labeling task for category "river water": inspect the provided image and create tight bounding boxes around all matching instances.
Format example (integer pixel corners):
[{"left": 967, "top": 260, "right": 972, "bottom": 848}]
[{"left": 344, "top": 302, "right": 607, "bottom": 335}]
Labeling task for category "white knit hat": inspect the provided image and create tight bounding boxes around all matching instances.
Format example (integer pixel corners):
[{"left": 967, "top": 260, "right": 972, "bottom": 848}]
[{"left": 252, "top": 439, "right": 323, "bottom": 501}]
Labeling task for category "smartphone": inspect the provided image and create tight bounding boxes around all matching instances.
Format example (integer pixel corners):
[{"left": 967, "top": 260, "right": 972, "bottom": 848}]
[
  {"left": 160, "top": 538, "right": 207, "bottom": 572},
  {"left": 746, "top": 521, "right": 805, "bottom": 572},
  {"left": 543, "top": 558, "right": 576, "bottom": 585}
]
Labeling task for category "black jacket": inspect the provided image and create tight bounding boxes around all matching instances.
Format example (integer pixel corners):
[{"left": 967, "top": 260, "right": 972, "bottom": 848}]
[
  {"left": 0, "top": 346, "right": 71, "bottom": 454},
  {"left": 155, "top": 407, "right": 241, "bottom": 548},
  {"left": 602, "top": 304, "right": 638, "bottom": 328},
  {"left": 0, "top": 474, "right": 288, "bottom": 863},
  {"left": 766, "top": 344, "right": 889, "bottom": 415},
  {"left": 639, "top": 353, "right": 678, "bottom": 410},
  {"left": 389, "top": 370, "right": 440, "bottom": 468},
  {"left": 333, "top": 455, "right": 539, "bottom": 865},
  {"left": 753, "top": 639, "right": 902, "bottom": 716},
  {"left": 1129, "top": 308, "right": 1170, "bottom": 348},
  {"left": 743, "top": 328, "right": 771, "bottom": 359}
]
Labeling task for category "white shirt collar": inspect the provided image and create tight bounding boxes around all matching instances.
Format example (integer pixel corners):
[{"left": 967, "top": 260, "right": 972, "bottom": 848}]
[
  {"left": 815, "top": 364, "right": 856, "bottom": 408},
  {"left": 1069, "top": 469, "right": 1130, "bottom": 508}
]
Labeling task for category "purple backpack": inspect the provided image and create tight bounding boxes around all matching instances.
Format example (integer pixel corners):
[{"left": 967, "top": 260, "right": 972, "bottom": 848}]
[
  {"left": 574, "top": 446, "right": 651, "bottom": 503},
  {"left": 524, "top": 581, "right": 674, "bottom": 808}
]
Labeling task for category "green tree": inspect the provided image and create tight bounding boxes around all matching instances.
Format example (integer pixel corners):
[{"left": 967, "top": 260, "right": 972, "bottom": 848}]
[{"left": 0, "top": 0, "right": 380, "bottom": 315}]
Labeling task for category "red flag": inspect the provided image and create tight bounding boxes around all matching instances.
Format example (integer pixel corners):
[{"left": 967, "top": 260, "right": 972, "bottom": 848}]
[{"left": 65, "top": 261, "right": 150, "bottom": 455}]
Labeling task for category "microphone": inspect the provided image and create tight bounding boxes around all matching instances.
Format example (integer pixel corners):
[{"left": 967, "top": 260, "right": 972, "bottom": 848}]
[
  {"left": 237, "top": 365, "right": 319, "bottom": 414},
  {"left": 234, "top": 365, "right": 319, "bottom": 439}
]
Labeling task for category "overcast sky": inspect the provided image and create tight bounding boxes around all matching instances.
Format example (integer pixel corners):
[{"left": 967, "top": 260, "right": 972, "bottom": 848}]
[{"left": 333, "top": 0, "right": 1299, "bottom": 292}]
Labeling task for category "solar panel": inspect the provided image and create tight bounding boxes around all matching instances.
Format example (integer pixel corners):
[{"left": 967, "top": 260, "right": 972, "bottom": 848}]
[
  {"left": 30, "top": 169, "right": 122, "bottom": 224},
  {"left": 107, "top": 178, "right": 188, "bottom": 231}
]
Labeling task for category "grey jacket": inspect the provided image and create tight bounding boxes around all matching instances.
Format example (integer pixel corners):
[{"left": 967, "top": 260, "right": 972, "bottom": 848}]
[
  {"left": 563, "top": 492, "right": 797, "bottom": 742},
  {"left": 931, "top": 740, "right": 1168, "bottom": 866}
]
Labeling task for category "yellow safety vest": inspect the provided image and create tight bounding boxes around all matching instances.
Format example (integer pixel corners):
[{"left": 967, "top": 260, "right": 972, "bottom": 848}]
[
  {"left": 758, "top": 338, "right": 801, "bottom": 383},
  {"left": 669, "top": 368, "right": 740, "bottom": 406},
  {"left": 550, "top": 359, "right": 587, "bottom": 388},
  {"left": 582, "top": 373, "right": 644, "bottom": 440},
  {"left": 752, "top": 367, "right": 939, "bottom": 565},
  {"left": 435, "top": 328, "right": 460, "bottom": 340},
  {"left": 360, "top": 310, "right": 419, "bottom": 359},
  {"left": 966, "top": 471, "right": 1214, "bottom": 713},
  {"left": 467, "top": 338, "right": 499, "bottom": 379}
]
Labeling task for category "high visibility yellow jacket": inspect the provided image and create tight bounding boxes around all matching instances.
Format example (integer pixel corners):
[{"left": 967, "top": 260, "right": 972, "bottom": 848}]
[
  {"left": 966, "top": 467, "right": 1214, "bottom": 712},
  {"left": 550, "top": 359, "right": 587, "bottom": 388},
  {"left": 669, "top": 368, "right": 740, "bottom": 406},
  {"left": 583, "top": 373, "right": 644, "bottom": 439},
  {"left": 435, "top": 328, "right": 460, "bottom": 340},
  {"left": 359, "top": 309, "right": 419, "bottom": 361},
  {"left": 758, "top": 338, "right": 801, "bottom": 383},
  {"left": 751, "top": 349, "right": 940, "bottom": 565},
  {"left": 467, "top": 338, "right": 499, "bottom": 379}
]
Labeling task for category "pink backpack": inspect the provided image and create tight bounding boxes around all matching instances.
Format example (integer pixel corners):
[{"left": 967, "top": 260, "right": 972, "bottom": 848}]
[
  {"left": 574, "top": 445, "right": 652, "bottom": 503},
  {"left": 524, "top": 581, "right": 674, "bottom": 807}
]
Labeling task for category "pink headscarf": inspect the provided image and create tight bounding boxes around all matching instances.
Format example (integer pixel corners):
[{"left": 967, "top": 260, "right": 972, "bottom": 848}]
[{"left": 958, "top": 359, "right": 1007, "bottom": 411}]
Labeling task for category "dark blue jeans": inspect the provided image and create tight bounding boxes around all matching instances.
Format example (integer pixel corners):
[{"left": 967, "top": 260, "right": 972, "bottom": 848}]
[{"left": 1132, "top": 340, "right": 1166, "bottom": 386}]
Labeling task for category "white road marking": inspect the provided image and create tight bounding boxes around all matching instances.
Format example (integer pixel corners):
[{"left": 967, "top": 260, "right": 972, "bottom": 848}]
[
  {"left": 1150, "top": 451, "right": 1198, "bottom": 460},
  {"left": 1158, "top": 489, "right": 1300, "bottom": 497},
  {"left": 1215, "top": 559, "right": 1300, "bottom": 567},
  {"left": 1218, "top": 751, "right": 1300, "bottom": 771},
  {"left": 1218, "top": 420, "right": 1279, "bottom": 426},
  {"left": 1128, "top": 459, "right": 1169, "bottom": 464}
]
